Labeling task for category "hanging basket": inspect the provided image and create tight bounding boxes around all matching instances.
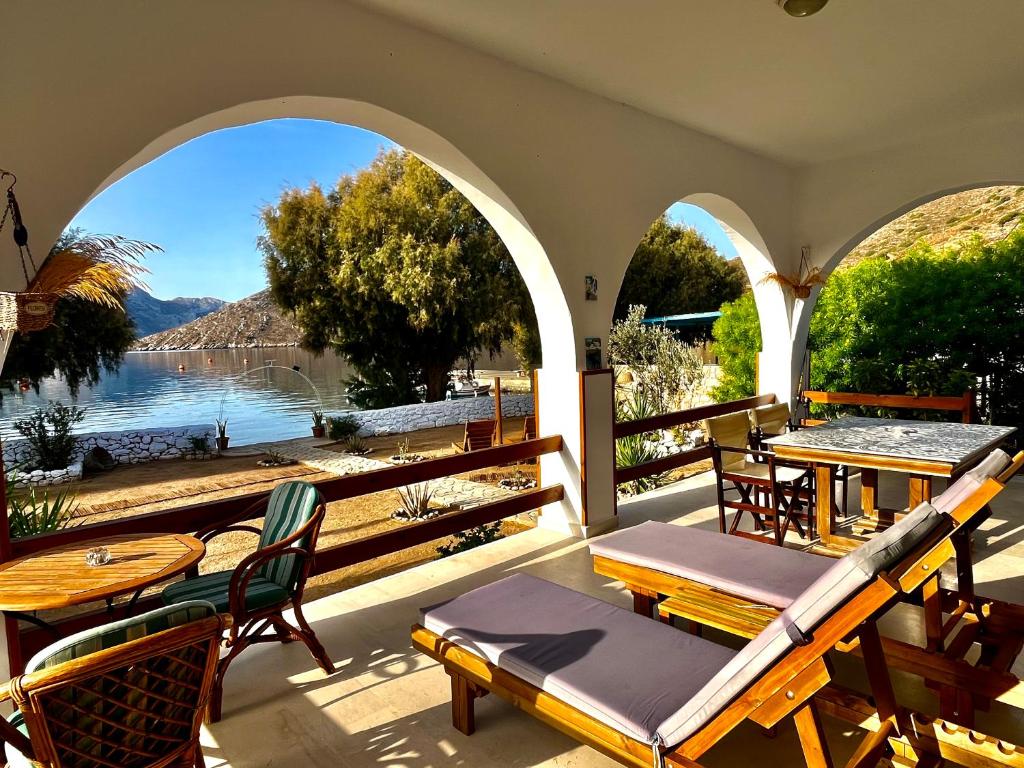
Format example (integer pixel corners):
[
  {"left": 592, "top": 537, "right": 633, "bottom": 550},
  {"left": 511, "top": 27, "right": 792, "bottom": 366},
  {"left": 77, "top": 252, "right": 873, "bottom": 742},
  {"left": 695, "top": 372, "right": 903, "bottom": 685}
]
[{"left": 0, "top": 291, "right": 59, "bottom": 332}]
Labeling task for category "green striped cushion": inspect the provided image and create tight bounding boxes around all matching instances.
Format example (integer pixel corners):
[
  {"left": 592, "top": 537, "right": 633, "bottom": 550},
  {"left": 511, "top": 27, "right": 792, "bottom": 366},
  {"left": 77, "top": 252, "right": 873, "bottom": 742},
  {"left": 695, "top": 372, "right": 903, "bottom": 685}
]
[
  {"left": 26, "top": 600, "right": 216, "bottom": 672},
  {"left": 3, "top": 711, "right": 31, "bottom": 768},
  {"left": 257, "top": 481, "right": 320, "bottom": 591},
  {"left": 162, "top": 571, "right": 289, "bottom": 613}
]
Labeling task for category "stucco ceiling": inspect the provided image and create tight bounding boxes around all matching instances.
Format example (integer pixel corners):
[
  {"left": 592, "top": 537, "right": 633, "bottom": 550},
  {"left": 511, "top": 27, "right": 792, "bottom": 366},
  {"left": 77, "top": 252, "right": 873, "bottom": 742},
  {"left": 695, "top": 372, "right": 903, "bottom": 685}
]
[{"left": 349, "top": 0, "right": 1024, "bottom": 165}]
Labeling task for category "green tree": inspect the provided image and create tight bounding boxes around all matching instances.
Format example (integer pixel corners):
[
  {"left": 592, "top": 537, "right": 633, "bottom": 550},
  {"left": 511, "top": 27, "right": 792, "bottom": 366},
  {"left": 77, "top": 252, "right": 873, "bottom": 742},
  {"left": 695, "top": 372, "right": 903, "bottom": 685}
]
[
  {"left": 710, "top": 292, "right": 760, "bottom": 402},
  {"left": 1, "top": 231, "right": 138, "bottom": 397},
  {"left": 261, "top": 149, "right": 540, "bottom": 406},
  {"left": 614, "top": 215, "right": 746, "bottom": 325}
]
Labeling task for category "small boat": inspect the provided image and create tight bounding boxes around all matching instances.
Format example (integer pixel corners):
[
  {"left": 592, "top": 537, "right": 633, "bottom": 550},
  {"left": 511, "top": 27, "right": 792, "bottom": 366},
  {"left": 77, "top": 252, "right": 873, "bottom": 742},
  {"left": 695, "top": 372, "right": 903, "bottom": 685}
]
[{"left": 446, "top": 379, "right": 492, "bottom": 399}]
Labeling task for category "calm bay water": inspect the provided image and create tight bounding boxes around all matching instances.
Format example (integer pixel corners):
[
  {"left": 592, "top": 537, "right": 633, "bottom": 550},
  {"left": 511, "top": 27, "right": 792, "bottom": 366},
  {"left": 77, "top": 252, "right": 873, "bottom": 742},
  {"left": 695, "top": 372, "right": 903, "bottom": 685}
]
[{"left": 0, "top": 348, "right": 357, "bottom": 446}]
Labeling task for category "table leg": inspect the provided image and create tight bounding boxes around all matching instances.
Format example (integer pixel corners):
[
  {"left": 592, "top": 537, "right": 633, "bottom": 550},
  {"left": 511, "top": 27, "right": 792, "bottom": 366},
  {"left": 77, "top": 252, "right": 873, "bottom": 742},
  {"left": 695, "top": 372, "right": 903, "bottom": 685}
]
[
  {"left": 815, "top": 464, "right": 835, "bottom": 547},
  {"left": 860, "top": 468, "right": 878, "bottom": 516},
  {"left": 909, "top": 474, "right": 933, "bottom": 507}
]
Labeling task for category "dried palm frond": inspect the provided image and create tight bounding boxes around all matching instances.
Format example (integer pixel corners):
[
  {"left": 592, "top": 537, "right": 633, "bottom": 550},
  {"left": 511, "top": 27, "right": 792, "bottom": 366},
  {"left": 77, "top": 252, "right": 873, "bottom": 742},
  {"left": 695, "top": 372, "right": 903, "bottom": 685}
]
[
  {"left": 758, "top": 265, "right": 826, "bottom": 299},
  {"left": 28, "top": 235, "right": 156, "bottom": 310}
]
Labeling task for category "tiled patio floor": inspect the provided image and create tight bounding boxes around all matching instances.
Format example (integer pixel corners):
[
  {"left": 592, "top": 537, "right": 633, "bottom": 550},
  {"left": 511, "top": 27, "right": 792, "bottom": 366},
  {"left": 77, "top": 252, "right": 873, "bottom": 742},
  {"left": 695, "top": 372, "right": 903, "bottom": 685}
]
[{"left": 201, "top": 468, "right": 1024, "bottom": 767}]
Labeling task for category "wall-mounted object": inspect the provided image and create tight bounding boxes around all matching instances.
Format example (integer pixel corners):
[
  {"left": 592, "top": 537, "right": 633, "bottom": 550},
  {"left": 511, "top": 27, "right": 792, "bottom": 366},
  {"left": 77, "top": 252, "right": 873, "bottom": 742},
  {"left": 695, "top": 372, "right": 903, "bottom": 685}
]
[{"left": 584, "top": 275, "right": 598, "bottom": 301}]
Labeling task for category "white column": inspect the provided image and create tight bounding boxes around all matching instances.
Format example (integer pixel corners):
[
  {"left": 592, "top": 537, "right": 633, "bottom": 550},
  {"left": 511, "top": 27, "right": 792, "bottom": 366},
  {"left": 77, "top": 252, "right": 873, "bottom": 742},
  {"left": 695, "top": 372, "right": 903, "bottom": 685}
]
[{"left": 535, "top": 365, "right": 617, "bottom": 539}]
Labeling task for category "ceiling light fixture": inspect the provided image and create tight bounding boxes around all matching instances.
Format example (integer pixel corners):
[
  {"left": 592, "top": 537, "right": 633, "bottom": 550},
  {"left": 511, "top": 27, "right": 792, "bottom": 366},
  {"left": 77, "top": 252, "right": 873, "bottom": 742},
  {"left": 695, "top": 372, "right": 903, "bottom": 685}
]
[{"left": 777, "top": 0, "right": 829, "bottom": 17}]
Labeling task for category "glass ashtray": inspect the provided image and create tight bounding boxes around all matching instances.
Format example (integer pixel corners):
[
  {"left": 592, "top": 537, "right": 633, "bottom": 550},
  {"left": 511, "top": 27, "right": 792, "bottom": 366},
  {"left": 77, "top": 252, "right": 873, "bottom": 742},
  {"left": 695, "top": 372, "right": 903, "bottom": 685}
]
[{"left": 85, "top": 546, "right": 111, "bottom": 566}]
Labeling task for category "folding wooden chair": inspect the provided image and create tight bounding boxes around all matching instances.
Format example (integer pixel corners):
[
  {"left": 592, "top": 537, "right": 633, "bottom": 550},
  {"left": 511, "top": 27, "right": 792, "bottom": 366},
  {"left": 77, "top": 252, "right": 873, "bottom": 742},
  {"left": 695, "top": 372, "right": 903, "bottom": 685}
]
[
  {"left": 520, "top": 415, "right": 537, "bottom": 442},
  {"left": 748, "top": 402, "right": 850, "bottom": 519},
  {"left": 413, "top": 503, "right": 974, "bottom": 767},
  {"left": 452, "top": 419, "right": 497, "bottom": 452},
  {"left": 705, "top": 411, "right": 814, "bottom": 544}
]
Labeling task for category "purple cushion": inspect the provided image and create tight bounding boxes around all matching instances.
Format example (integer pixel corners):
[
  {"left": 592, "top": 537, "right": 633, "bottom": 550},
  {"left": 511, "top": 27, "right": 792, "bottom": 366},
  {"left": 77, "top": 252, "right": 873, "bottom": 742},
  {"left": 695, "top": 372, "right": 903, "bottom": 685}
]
[
  {"left": 932, "top": 448, "right": 1010, "bottom": 514},
  {"left": 590, "top": 521, "right": 833, "bottom": 609},
  {"left": 420, "top": 573, "right": 736, "bottom": 745}
]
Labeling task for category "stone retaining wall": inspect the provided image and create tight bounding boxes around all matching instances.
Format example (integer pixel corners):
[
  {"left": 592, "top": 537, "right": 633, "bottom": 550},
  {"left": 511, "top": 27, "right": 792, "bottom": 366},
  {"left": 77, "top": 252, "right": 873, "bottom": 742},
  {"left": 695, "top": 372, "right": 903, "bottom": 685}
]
[
  {"left": 350, "top": 393, "right": 534, "bottom": 437},
  {"left": 3, "top": 424, "right": 214, "bottom": 471}
]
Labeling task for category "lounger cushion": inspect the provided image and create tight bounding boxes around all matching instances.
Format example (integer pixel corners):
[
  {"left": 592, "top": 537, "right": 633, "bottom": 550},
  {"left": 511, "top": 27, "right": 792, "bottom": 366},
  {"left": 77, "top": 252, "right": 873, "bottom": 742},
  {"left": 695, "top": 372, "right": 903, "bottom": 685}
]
[
  {"left": 730, "top": 462, "right": 809, "bottom": 484},
  {"left": 655, "top": 501, "right": 947, "bottom": 746},
  {"left": 421, "top": 573, "right": 737, "bottom": 745},
  {"left": 590, "top": 521, "right": 832, "bottom": 609},
  {"left": 931, "top": 448, "right": 1010, "bottom": 514}
]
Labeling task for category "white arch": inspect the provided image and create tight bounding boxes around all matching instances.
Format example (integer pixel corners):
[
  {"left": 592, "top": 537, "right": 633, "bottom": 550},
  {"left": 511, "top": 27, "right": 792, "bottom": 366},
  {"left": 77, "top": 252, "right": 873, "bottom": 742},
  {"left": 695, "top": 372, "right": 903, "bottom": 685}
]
[{"left": 62, "top": 97, "right": 575, "bottom": 368}]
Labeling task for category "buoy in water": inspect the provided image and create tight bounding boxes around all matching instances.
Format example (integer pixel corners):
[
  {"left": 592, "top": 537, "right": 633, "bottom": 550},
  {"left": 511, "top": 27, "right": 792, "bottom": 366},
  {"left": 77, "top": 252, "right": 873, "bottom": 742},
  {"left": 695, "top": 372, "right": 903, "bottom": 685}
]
[
  {"left": 178, "top": 364, "right": 186, "bottom": 372},
  {"left": 243, "top": 357, "right": 249, "bottom": 365},
  {"left": 207, "top": 357, "right": 213, "bottom": 364}
]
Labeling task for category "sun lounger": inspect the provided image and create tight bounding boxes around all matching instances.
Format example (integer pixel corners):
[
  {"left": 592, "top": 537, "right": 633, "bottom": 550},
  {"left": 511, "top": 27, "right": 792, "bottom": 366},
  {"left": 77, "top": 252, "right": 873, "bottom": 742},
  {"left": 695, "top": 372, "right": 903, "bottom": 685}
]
[
  {"left": 413, "top": 503, "right": 952, "bottom": 767},
  {"left": 591, "top": 447, "right": 1024, "bottom": 733},
  {"left": 452, "top": 419, "right": 497, "bottom": 453}
]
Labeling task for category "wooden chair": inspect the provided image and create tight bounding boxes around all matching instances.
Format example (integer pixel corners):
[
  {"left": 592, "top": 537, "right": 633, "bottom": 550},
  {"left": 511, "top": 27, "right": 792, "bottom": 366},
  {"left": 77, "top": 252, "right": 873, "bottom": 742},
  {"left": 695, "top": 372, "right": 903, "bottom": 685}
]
[
  {"left": 705, "top": 411, "right": 814, "bottom": 544},
  {"left": 413, "top": 502, "right": 961, "bottom": 768},
  {"left": 452, "top": 419, "right": 497, "bottom": 452},
  {"left": 520, "top": 415, "right": 537, "bottom": 442},
  {"left": 749, "top": 402, "right": 850, "bottom": 519},
  {"left": 161, "top": 480, "right": 334, "bottom": 722},
  {"left": 0, "top": 600, "right": 227, "bottom": 768}
]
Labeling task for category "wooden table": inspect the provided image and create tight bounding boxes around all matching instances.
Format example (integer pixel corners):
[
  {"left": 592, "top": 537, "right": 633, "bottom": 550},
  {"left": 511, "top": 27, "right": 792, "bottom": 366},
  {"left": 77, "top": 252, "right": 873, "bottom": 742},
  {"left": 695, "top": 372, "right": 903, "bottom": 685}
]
[
  {"left": 0, "top": 533, "right": 205, "bottom": 631},
  {"left": 765, "top": 417, "right": 1015, "bottom": 548}
]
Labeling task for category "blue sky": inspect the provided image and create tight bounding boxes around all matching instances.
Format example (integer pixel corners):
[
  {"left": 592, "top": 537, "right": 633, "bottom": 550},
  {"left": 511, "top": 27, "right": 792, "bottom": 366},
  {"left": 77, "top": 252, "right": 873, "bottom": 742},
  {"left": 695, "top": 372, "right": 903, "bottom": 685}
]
[{"left": 70, "top": 119, "right": 735, "bottom": 301}]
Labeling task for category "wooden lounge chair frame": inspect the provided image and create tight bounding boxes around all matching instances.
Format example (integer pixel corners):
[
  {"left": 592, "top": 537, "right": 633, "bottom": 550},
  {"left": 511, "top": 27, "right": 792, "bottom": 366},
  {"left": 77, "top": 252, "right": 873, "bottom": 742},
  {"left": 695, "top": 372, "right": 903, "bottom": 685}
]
[
  {"left": 593, "top": 452, "right": 1024, "bottom": 759},
  {"left": 413, "top": 519, "right": 980, "bottom": 768},
  {"left": 452, "top": 419, "right": 497, "bottom": 453}
]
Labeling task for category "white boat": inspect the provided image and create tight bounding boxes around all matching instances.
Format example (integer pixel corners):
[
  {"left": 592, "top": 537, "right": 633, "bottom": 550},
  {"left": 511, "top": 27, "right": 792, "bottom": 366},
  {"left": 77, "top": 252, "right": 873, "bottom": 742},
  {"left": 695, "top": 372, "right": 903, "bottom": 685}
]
[{"left": 446, "top": 379, "right": 492, "bottom": 399}]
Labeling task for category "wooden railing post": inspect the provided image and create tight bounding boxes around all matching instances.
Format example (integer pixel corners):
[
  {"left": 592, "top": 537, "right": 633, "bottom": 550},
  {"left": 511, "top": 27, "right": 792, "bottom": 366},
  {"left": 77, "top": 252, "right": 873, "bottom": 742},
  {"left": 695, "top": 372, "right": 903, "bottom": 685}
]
[{"left": 494, "top": 376, "right": 503, "bottom": 444}]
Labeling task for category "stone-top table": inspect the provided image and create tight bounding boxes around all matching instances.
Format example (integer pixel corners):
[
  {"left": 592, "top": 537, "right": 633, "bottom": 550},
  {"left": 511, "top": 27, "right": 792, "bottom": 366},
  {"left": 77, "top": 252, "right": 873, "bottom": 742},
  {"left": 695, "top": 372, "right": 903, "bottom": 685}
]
[{"left": 765, "top": 417, "right": 1016, "bottom": 547}]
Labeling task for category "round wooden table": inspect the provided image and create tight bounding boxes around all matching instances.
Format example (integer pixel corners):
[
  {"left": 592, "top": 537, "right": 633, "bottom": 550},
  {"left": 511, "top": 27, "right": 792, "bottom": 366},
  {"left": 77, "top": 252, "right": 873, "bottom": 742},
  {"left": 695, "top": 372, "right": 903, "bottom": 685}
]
[{"left": 0, "top": 533, "right": 205, "bottom": 627}]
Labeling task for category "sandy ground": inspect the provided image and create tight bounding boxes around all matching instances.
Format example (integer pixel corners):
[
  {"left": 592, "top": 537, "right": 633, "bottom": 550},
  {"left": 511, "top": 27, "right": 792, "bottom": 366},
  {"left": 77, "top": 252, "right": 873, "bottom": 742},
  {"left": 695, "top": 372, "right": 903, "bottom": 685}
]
[{"left": 32, "top": 418, "right": 538, "bottom": 614}]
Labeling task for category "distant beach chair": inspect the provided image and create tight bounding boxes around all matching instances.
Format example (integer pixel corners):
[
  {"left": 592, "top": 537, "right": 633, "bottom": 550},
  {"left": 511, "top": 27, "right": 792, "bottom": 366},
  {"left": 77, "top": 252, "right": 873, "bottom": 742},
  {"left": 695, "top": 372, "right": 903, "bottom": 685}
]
[
  {"left": 519, "top": 415, "right": 537, "bottom": 442},
  {"left": 452, "top": 419, "right": 497, "bottom": 453}
]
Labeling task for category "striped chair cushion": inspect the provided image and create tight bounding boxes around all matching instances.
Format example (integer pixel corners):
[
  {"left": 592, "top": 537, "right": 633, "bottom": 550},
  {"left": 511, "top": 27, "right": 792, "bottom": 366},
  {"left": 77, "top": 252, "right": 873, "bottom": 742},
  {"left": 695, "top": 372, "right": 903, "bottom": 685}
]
[
  {"left": 257, "top": 481, "right": 320, "bottom": 591},
  {"left": 3, "top": 712, "right": 31, "bottom": 768},
  {"left": 162, "top": 571, "right": 289, "bottom": 613},
  {"left": 26, "top": 600, "right": 216, "bottom": 672}
]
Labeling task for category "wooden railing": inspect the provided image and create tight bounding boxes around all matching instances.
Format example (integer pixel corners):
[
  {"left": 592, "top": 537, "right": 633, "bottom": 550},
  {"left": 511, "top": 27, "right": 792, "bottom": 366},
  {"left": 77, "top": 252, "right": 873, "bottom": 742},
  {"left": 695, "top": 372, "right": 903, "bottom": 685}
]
[
  {"left": 800, "top": 390, "right": 975, "bottom": 424},
  {"left": 10, "top": 436, "right": 564, "bottom": 662},
  {"left": 613, "top": 394, "right": 775, "bottom": 486}
]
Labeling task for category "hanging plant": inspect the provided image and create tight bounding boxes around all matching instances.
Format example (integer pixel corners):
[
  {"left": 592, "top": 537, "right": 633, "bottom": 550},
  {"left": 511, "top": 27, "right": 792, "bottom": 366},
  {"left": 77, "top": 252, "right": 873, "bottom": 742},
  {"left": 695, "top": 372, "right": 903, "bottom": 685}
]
[
  {"left": 758, "top": 248, "right": 825, "bottom": 299},
  {"left": 0, "top": 169, "right": 156, "bottom": 333}
]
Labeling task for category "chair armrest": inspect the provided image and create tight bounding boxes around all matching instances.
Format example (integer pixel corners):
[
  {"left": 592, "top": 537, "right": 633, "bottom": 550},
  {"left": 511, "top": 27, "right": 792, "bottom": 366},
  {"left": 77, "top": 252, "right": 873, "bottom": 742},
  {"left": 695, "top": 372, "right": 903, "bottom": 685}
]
[
  {"left": 195, "top": 495, "right": 270, "bottom": 543},
  {"left": 226, "top": 507, "right": 324, "bottom": 617}
]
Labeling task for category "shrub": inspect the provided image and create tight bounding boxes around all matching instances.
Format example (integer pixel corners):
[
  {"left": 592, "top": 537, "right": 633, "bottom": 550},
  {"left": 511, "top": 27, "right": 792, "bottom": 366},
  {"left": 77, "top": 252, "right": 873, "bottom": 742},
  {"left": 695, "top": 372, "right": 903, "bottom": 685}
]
[
  {"left": 327, "top": 414, "right": 360, "bottom": 441},
  {"left": 608, "top": 304, "right": 705, "bottom": 413},
  {"left": 614, "top": 388, "right": 663, "bottom": 496},
  {"left": 12, "top": 401, "right": 86, "bottom": 470},
  {"left": 437, "top": 523, "right": 503, "bottom": 557},
  {"left": 6, "top": 474, "right": 78, "bottom": 538},
  {"left": 397, "top": 482, "right": 434, "bottom": 519},
  {"left": 710, "top": 293, "right": 760, "bottom": 402},
  {"left": 186, "top": 433, "right": 211, "bottom": 458}
]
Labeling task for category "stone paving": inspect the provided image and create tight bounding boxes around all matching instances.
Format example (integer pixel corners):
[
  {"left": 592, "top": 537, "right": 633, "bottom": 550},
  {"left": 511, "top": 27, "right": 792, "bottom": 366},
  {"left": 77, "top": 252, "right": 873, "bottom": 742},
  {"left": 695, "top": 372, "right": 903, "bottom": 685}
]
[{"left": 251, "top": 438, "right": 514, "bottom": 507}]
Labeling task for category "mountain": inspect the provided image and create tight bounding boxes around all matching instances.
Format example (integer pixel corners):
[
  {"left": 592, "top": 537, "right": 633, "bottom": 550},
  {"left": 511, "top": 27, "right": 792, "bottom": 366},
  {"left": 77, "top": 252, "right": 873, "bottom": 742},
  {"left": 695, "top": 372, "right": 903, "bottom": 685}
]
[
  {"left": 844, "top": 185, "right": 1024, "bottom": 268},
  {"left": 134, "top": 289, "right": 303, "bottom": 350},
  {"left": 126, "top": 289, "right": 226, "bottom": 336}
]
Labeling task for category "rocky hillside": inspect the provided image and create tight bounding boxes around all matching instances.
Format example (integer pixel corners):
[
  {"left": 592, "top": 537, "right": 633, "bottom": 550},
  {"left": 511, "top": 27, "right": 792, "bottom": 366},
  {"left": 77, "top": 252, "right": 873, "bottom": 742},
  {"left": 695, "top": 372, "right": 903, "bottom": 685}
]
[
  {"left": 134, "top": 290, "right": 303, "bottom": 350},
  {"left": 126, "top": 289, "right": 225, "bottom": 336},
  {"left": 845, "top": 185, "right": 1024, "bottom": 267}
]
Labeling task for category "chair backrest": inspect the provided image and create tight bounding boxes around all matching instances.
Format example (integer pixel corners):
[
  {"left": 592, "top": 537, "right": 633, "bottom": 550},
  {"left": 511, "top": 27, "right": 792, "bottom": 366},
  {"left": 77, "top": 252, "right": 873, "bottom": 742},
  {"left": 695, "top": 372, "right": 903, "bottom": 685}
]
[
  {"left": 703, "top": 412, "right": 751, "bottom": 471},
  {"left": 463, "top": 419, "right": 497, "bottom": 451},
  {"left": 12, "top": 601, "right": 224, "bottom": 768},
  {"left": 257, "top": 481, "right": 323, "bottom": 592},
  {"left": 654, "top": 501, "right": 947, "bottom": 746},
  {"left": 522, "top": 415, "right": 537, "bottom": 441},
  {"left": 749, "top": 403, "right": 791, "bottom": 436}
]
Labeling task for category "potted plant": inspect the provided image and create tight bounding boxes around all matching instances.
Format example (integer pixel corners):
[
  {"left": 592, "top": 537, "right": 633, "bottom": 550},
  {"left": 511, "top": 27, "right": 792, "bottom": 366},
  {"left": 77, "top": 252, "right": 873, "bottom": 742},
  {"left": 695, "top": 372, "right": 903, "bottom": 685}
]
[
  {"left": 311, "top": 409, "right": 326, "bottom": 438},
  {"left": 215, "top": 418, "right": 230, "bottom": 451}
]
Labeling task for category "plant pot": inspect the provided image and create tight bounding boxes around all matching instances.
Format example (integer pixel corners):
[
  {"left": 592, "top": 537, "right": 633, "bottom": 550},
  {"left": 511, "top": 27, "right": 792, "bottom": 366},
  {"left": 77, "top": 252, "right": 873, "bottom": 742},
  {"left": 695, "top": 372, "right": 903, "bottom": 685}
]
[
  {"left": 216, "top": 436, "right": 230, "bottom": 451},
  {"left": 311, "top": 426, "right": 326, "bottom": 438}
]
